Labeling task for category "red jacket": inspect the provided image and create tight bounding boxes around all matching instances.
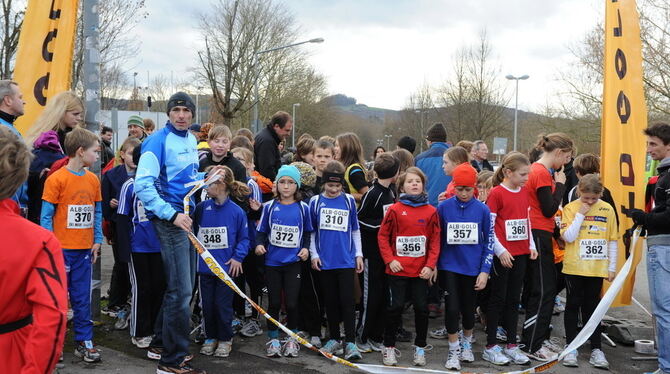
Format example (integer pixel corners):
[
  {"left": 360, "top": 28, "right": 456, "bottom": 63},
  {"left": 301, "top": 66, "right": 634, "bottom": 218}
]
[
  {"left": 0, "top": 199, "right": 67, "bottom": 374},
  {"left": 377, "top": 201, "right": 441, "bottom": 277}
]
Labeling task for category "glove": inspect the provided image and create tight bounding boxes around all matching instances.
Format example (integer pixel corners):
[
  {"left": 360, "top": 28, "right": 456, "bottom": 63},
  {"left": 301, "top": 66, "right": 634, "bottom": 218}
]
[{"left": 628, "top": 209, "right": 646, "bottom": 224}]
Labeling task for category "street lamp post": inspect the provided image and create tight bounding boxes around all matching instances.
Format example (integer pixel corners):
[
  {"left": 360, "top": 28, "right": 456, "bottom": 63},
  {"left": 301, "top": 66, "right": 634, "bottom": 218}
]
[
  {"left": 384, "top": 134, "right": 392, "bottom": 150},
  {"left": 505, "top": 74, "right": 529, "bottom": 151},
  {"left": 196, "top": 86, "right": 203, "bottom": 122},
  {"left": 292, "top": 103, "right": 300, "bottom": 148},
  {"left": 252, "top": 37, "right": 324, "bottom": 133}
]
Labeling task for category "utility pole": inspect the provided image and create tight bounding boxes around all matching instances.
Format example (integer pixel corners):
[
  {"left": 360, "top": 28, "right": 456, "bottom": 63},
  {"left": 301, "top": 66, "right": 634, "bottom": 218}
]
[{"left": 83, "top": 0, "right": 101, "bottom": 319}]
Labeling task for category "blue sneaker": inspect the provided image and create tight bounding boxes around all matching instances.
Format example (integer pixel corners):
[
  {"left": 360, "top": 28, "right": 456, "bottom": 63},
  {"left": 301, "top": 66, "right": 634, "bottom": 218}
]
[
  {"left": 322, "top": 339, "right": 343, "bottom": 355},
  {"left": 344, "top": 342, "right": 362, "bottom": 361}
]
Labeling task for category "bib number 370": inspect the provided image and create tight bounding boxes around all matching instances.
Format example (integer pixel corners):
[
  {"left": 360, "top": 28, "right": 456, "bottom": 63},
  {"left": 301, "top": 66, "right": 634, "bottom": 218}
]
[{"left": 67, "top": 204, "right": 94, "bottom": 229}]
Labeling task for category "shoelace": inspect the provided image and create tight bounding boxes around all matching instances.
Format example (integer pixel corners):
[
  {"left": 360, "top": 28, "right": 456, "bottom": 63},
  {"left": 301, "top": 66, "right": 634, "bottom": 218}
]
[
  {"left": 384, "top": 347, "right": 402, "bottom": 358},
  {"left": 414, "top": 344, "right": 434, "bottom": 351}
]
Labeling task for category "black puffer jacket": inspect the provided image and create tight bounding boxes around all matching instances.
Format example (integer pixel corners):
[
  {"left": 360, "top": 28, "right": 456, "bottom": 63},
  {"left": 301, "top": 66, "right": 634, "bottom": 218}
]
[{"left": 640, "top": 158, "right": 670, "bottom": 238}]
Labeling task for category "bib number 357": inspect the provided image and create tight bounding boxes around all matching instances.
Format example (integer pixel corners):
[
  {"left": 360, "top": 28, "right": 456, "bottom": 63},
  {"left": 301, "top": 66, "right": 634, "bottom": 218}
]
[{"left": 447, "top": 222, "right": 478, "bottom": 245}]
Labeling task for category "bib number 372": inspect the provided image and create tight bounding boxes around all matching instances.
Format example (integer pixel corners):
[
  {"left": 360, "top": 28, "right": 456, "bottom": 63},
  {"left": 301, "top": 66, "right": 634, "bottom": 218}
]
[{"left": 270, "top": 224, "right": 300, "bottom": 248}]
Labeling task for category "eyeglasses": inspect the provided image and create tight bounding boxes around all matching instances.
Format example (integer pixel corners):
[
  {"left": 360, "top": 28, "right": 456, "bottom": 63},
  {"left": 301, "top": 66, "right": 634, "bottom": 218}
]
[{"left": 278, "top": 179, "right": 296, "bottom": 186}]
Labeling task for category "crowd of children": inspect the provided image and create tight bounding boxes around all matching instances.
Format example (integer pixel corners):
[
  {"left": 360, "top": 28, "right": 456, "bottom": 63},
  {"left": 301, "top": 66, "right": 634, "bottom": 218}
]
[{"left": 28, "top": 119, "right": 624, "bottom": 372}]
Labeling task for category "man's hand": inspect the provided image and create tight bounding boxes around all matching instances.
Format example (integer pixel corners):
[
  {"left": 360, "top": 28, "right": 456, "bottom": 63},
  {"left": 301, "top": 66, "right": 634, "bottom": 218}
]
[
  {"left": 628, "top": 208, "right": 646, "bottom": 225},
  {"left": 173, "top": 213, "right": 192, "bottom": 231},
  {"left": 91, "top": 243, "right": 101, "bottom": 264},
  {"left": 226, "top": 259, "right": 243, "bottom": 277},
  {"left": 388, "top": 260, "right": 403, "bottom": 273}
]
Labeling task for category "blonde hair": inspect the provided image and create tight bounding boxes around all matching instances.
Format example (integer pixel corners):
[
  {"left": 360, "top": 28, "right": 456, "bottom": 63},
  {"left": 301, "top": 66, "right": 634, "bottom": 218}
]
[
  {"left": 535, "top": 133, "right": 574, "bottom": 154},
  {"left": 492, "top": 151, "right": 530, "bottom": 186},
  {"left": 232, "top": 147, "right": 253, "bottom": 165},
  {"left": 208, "top": 124, "right": 232, "bottom": 141},
  {"left": 397, "top": 166, "right": 427, "bottom": 194},
  {"left": 64, "top": 127, "right": 99, "bottom": 157},
  {"left": 336, "top": 132, "right": 366, "bottom": 168},
  {"left": 26, "top": 91, "right": 84, "bottom": 144},
  {"left": 578, "top": 173, "right": 603, "bottom": 195},
  {"left": 0, "top": 127, "right": 32, "bottom": 200},
  {"left": 455, "top": 140, "right": 474, "bottom": 154}
]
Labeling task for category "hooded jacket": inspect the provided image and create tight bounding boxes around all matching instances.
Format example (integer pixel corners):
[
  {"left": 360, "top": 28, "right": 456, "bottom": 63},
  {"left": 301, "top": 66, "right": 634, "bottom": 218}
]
[
  {"left": 636, "top": 157, "right": 670, "bottom": 244},
  {"left": 415, "top": 142, "right": 451, "bottom": 207}
]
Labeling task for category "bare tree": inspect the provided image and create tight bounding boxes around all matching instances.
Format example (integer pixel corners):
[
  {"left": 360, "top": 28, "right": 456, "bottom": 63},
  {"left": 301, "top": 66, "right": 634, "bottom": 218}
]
[
  {"left": 0, "top": 0, "right": 24, "bottom": 79},
  {"left": 196, "top": 0, "right": 325, "bottom": 126}
]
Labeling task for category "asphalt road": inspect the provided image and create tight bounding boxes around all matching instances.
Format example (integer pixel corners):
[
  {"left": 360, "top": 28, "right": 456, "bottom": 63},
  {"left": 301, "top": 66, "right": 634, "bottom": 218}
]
[{"left": 53, "top": 243, "right": 660, "bottom": 374}]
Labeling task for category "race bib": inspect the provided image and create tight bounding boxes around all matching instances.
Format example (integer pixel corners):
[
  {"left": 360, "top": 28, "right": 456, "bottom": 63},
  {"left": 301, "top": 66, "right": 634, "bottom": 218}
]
[
  {"left": 447, "top": 222, "right": 478, "bottom": 245},
  {"left": 67, "top": 204, "right": 94, "bottom": 229},
  {"left": 395, "top": 235, "right": 426, "bottom": 257},
  {"left": 383, "top": 204, "right": 392, "bottom": 217},
  {"left": 270, "top": 224, "right": 300, "bottom": 248},
  {"left": 136, "top": 201, "right": 149, "bottom": 223},
  {"left": 505, "top": 219, "right": 528, "bottom": 241},
  {"left": 579, "top": 239, "right": 607, "bottom": 260},
  {"left": 198, "top": 227, "right": 229, "bottom": 250},
  {"left": 319, "top": 208, "right": 349, "bottom": 232}
]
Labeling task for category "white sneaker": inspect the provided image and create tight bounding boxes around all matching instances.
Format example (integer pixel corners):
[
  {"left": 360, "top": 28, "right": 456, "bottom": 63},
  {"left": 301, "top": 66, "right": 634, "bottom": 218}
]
[
  {"left": 459, "top": 339, "right": 475, "bottom": 362},
  {"left": 503, "top": 344, "right": 530, "bottom": 365},
  {"left": 382, "top": 346, "right": 400, "bottom": 366},
  {"left": 309, "top": 335, "right": 322, "bottom": 349},
  {"left": 543, "top": 338, "right": 563, "bottom": 353},
  {"left": 413, "top": 346, "right": 426, "bottom": 366},
  {"left": 562, "top": 349, "right": 578, "bottom": 367},
  {"left": 527, "top": 346, "right": 558, "bottom": 362},
  {"left": 266, "top": 338, "right": 282, "bottom": 357},
  {"left": 459, "top": 330, "right": 476, "bottom": 344},
  {"left": 282, "top": 337, "right": 300, "bottom": 358},
  {"left": 589, "top": 348, "right": 609, "bottom": 369},
  {"left": 444, "top": 349, "right": 461, "bottom": 371},
  {"left": 369, "top": 339, "right": 384, "bottom": 352},
  {"left": 240, "top": 319, "right": 263, "bottom": 337},
  {"left": 430, "top": 327, "right": 448, "bottom": 339},
  {"left": 483, "top": 345, "right": 511, "bottom": 365},
  {"left": 214, "top": 341, "right": 232, "bottom": 357},
  {"left": 321, "top": 339, "right": 343, "bottom": 355},
  {"left": 131, "top": 336, "right": 152, "bottom": 349},
  {"left": 199, "top": 339, "right": 217, "bottom": 356},
  {"left": 356, "top": 339, "right": 372, "bottom": 353}
]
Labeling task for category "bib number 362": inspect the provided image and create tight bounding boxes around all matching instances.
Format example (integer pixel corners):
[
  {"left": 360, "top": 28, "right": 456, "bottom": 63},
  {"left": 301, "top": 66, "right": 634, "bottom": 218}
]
[
  {"left": 447, "top": 222, "right": 478, "bottom": 244},
  {"left": 579, "top": 239, "right": 607, "bottom": 260},
  {"left": 396, "top": 235, "right": 426, "bottom": 257},
  {"left": 67, "top": 204, "right": 93, "bottom": 229},
  {"left": 270, "top": 224, "right": 300, "bottom": 248}
]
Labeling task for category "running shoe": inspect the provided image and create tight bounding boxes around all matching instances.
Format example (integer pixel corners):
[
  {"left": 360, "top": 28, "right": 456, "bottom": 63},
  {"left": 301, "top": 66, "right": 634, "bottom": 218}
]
[
  {"left": 156, "top": 363, "right": 206, "bottom": 374},
  {"left": 460, "top": 339, "right": 475, "bottom": 362},
  {"left": 131, "top": 336, "right": 153, "bottom": 349},
  {"left": 240, "top": 319, "right": 263, "bottom": 337},
  {"left": 589, "top": 348, "right": 609, "bottom": 369},
  {"left": 562, "top": 349, "right": 578, "bottom": 367},
  {"left": 74, "top": 341, "right": 101, "bottom": 363},
  {"left": 369, "top": 339, "right": 383, "bottom": 352},
  {"left": 356, "top": 339, "right": 372, "bottom": 353},
  {"left": 483, "top": 345, "right": 511, "bottom": 365},
  {"left": 382, "top": 346, "right": 400, "bottom": 366},
  {"left": 321, "top": 339, "right": 343, "bottom": 355},
  {"left": 504, "top": 344, "right": 530, "bottom": 365},
  {"left": 527, "top": 346, "right": 557, "bottom": 362},
  {"left": 444, "top": 348, "right": 461, "bottom": 370},
  {"left": 430, "top": 327, "right": 448, "bottom": 339},
  {"left": 282, "top": 338, "right": 300, "bottom": 358},
  {"left": 200, "top": 339, "right": 217, "bottom": 356},
  {"left": 266, "top": 339, "right": 282, "bottom": 357},
  {"left": 344, "top": 342, "right": 362, "bottom": 361},
  {"left": 310, "top": 335, "right": 322, "bottom": 349},
  {"left": 214, "top": 341, "right": 232, "bottom": 358}
]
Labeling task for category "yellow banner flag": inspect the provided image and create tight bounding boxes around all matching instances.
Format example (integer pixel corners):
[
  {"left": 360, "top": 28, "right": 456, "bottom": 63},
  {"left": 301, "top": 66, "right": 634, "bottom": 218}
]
[
  {"left": 13, "top": 0, "right": 79, "bottom": 136},
  {"left": 601, "top": 0, "right": 647, "bottom": 306}
]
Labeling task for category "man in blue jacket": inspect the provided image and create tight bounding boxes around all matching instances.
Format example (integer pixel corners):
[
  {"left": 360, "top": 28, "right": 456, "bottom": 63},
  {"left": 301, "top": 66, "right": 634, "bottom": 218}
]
[
  {"left": 415, "top": 123, "right": 450, "bottom": 207},
  {"left": 135, "top": 92, "right": 207, "bottom": 374}
]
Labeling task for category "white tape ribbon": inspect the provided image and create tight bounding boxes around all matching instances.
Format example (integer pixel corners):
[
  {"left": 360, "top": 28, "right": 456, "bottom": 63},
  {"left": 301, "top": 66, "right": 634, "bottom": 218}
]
[{"left": 634, "top": 339, "right": 656, "bottom": 354}]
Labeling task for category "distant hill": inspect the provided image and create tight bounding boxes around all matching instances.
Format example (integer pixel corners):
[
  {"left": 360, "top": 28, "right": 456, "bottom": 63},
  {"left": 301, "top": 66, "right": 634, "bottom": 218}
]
[{"left": 319, "top": 94, "right": 399, "bottom": 125}]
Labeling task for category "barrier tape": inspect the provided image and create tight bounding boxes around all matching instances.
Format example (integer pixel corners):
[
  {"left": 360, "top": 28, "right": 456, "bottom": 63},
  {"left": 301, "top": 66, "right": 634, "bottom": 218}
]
[{"left": 182, "top": 178, "right": 642, "bottom": 374}]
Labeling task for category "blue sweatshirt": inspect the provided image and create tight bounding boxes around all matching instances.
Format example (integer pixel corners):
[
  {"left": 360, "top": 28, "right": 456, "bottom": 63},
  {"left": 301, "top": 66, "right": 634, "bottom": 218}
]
[
  {"left": 117, "top": 178, "right": 161, "bottom": 253},
  {"left": 437, "top": 196, "right": 494, "bottom": 276},
  {"left": 308, "top": 193, "right": 362, "bottom": 270},
  {"left": 256, "top": 199, "right": 313, "bottom": 267},
  {"left": 193, "top": 198, "right": 249, "bottom": 274},
  {"left": 135, "top": 122, "right": 204, "bottom": 221}
]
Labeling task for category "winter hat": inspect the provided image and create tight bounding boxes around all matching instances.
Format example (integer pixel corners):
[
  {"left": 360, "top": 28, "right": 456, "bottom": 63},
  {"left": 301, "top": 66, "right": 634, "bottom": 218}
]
[
  {"left": 397, "top": 136, "right": 417, "bottom": 154},
  {"left": 452, "top": 163, "right": 477, "bottom": 188},
  {"left": 189, "top": 123, "right": 201, "bottom": 132},
  {"left": 127, "top": 115, "right": 145, "bottom": 129},
  {"left": 291, "top": 161, "right": 316, "bottom": 189},
  {"left": 425, "top": 123, "right": 447, "bottom": 142},
  {"left": 166, "top": 92, "right": 196, "bottom": 117},
  {"left": 276, "top": 165, "right": 302, "bottom": 188}
]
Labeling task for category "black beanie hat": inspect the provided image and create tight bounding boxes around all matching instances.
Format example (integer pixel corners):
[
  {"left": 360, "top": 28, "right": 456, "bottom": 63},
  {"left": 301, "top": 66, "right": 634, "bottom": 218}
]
[
  {"left": 425, "top": 123, "right": 447, "bottom": 142},
  {"left": 397, "top": 136, "right": 417, "bottom": 154},
  {"left": 166, "top": 92, "right": 196, "bottom": 118}
]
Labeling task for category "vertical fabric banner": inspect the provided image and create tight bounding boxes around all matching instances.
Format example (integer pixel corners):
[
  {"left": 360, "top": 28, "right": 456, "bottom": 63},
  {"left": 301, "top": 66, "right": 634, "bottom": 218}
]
[
  {"left": 600, "top": 0, "right": 648, "bottom": 306},
  {"left": 13, "top": 0, "right": 79, "bottom": 135}
]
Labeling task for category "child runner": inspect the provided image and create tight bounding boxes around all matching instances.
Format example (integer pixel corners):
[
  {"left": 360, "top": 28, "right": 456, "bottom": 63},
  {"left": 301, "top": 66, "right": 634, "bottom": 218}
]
[
  {"left": 255, "top": 165, "right": 312, "bottom": 358},
  {"left": 117, "top": 145, "right": 166, "bottom": 350},
  {"left": 41, "top": 127, "right": 103, "bottom": 362},
  {"left": 378, "top": 166, "right": 440, "bottom": 367},
  {"left": 483, "top": 152, "right": 536, "bottom": 366},
  {"left": 356, "top": 153, "right": 400, "bottom": 353},
  {"left": 437, "top": 163, "right": 493, "bottom": 371},
  {"left": 0, "top": 126, "right": 67, "bottom": 373},
  {"left": 438, "top": 146, "right": 471, "bottom": 202},
  {"left": 194, "top": 166, "right": 250, "bottom": 358},
  {"left": 560, "top": 174, "right": 617, "bottom": 369},
  {"left": 522, "top": 133, "right": 573, "bottom": 361},
  {"left": 312, "top": 139, "right": 335, "bottom": 195},
  {"left": 309, "top": 160, "right": 364, "bottom": 360},
  {"left": 231, "top": 147, "right": 265, "bottom": 338}
]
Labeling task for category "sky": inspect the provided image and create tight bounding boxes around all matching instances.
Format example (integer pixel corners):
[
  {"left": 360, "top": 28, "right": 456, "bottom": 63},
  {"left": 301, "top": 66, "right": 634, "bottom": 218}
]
[{"left": 130, "top": 0, "right": 603, "bottom": 112}]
